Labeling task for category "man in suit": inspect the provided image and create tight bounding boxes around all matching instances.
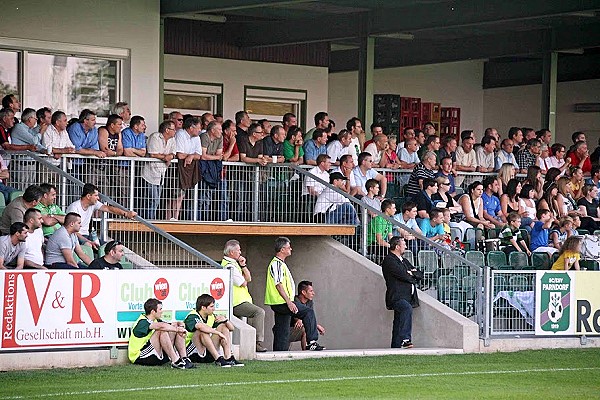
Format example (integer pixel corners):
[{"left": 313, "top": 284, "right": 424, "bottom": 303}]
[{"left": 381, "top": 236, "right": 420, "bottom": 348}]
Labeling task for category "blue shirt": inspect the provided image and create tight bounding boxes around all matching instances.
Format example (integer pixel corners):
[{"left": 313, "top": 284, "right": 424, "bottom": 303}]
[
  {"left": 352, "top": 167, "right": 378, "bottom": 195},
  {"left": 419, "top": 218, "right": 445, "bottom": 238},
  {"left": 303, "top": 139, "right": 327, "bottom": 164},
  {"left": 530, "top": 221, "right": 549, "bottom": 251},
  {"left": 482, "top": 192, "right": 501, "bottom": 220},
  {"left": 68, "top": 122, "right": 99, "bottom": 166},
  {"left": 120, "top": 127, "right": 146, "bottom": 167}
]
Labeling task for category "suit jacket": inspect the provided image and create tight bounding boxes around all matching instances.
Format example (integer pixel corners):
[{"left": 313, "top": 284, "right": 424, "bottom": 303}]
[{"left": 381, "top": 252, "right": 418, "bottom": 310}]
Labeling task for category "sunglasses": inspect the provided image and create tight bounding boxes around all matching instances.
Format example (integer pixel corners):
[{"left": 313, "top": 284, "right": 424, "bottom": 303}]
[{"left": 105, "top": 240, "right": 123, "bottom": 253}]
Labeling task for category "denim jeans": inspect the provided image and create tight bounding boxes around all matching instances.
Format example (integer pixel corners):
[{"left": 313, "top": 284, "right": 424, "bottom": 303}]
[
  {"left": 391, "top": 298, "right": 413, "bottom": 347},
  {"left": 270, "top": 302, "right": 318, "bottom": 351},
  {"left": 198, "top": 180, "right": 229, "bottom": 221},
  {"left": 0, "top": 182, "right": 17, "bottom": 204},
  {"left": 326, "top": 202, "right": 359, "bottom": 225},
  {"left": 145, "top": 181, "right": 162, "bottom": 220}
]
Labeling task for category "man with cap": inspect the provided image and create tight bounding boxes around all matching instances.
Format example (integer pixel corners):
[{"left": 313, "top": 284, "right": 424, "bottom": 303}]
[{"left": 313, "top": 172, "right": 359, "bottom": 225}]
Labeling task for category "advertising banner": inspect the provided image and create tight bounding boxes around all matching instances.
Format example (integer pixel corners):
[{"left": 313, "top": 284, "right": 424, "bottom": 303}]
[
  {"left": 535, "top": 271, "right": 600, "bottom": 336},
  {"left": 1, "top": 269, "right": 230, "bottom": 351}
]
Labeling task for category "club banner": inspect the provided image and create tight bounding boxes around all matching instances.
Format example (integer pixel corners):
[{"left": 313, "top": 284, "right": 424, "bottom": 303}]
[
  {"left": 1, "top": 269, "right": 231, "bottom": 351},
  {"left": 535, "top": 271, "right": 600, "bottom": 336}
]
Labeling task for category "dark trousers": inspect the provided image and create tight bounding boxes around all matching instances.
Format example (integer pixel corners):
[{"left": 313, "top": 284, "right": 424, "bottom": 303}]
[
  {"left": 391, "top": 298, "right": 413, "bottom": 348},
  {"left": 270, "top": 302, "right": 318, "bottom": 351}
]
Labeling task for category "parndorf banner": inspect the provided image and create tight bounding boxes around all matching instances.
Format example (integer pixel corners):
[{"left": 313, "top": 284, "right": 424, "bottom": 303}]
[
  {"left": 535, "top": 271, "right": 600, "bottom": 336},
  {"left": 1, "top": 269, "right": 231, "bottom": 350}
]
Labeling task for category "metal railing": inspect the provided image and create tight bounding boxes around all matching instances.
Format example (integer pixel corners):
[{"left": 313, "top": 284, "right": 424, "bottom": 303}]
[
  {"left": 5, "top": 152, "right": 222, "bottom": 270},
  {"left": 487, "top": 270, "right": 536, "bottom": 336}
]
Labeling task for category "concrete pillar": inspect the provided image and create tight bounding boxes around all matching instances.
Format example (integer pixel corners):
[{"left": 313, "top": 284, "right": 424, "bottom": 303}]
[
  {"left": 541, "top": 51, "right": 557, "bottom": 134},
  {"left": 159, "top": 18, "right": 165, "bottom": 123},
  {"left": 358, "top": 35, "right": 375, "bottom": 130}
]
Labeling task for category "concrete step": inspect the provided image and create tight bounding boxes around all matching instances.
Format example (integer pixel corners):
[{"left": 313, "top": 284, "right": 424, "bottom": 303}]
[{"left": 255, "top": 347, "right": 464, "bottom": 361}]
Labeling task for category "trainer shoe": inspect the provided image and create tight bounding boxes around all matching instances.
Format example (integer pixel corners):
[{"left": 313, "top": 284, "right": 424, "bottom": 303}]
[
  {"left": 215, "top": 356, "right": 233, "bottom": 368},
  {"left": 256, "top": 342, "right": 268, "bottom": 352},
  {"left": 401, "top": 340, "right": 414, "bottom": 349},
  {"left": 183, "top": 357, "right": 195, "bottom": 369},
  {"left": 227, "top": 356, "right": 245, "bottom": 367},
  {"left": 171, "top": 358, "right": 187, "bottom": 369},
  {"left": 307, "top": 341, "right": 325, "bottom": 351}
]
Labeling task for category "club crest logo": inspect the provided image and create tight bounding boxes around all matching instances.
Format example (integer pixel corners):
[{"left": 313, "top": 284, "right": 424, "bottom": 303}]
[{"left": 540, "top": 273, "right": 570, "bottom": 333}]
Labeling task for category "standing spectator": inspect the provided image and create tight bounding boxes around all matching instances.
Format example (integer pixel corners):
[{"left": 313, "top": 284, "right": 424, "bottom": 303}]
[
  {"left": 42, "top": 111, "right": 76, "bottom": 184},
  {"left": 0, "top": 222, "right": 28, "bottom": 270},
  {"left": 546, "top": 143, "right": 570, "bottom": 175},
  {"left": 438, "top": 136, "right": 458, "bottom": 171},
  {"left": 475, "top": 135, "right": 496, "bottom": 173},
  {"left": 417, "top": 134, "right": 440, "bottom": 164},
  {"left": 380, "top": 136, "right": 402, "bottom": 170},
  {"left": 435, "top": 156, "right": 456, "bottom": 196},
  {"left": 537, "top": 129, "right": 553, "bottom": 149},
  {"left": 1, "top": 94, "right": 20, "bottom": 130},
  {"left": 516, "top": 139, "right": 541, "bottom": 174},
  {"left": 67, "top": 109, "right": 107, "bottom": 183},
  {"left": 168, "top": 111, "right": 184, "bottom": 131},
  {"left": 23, "top": 208, "right": 46, "bottom": 269},
  {"left": 35, "top": 183, "right": 65, "bottom": 238},
  {"left": 221, "top": 120, "right": 239, "bottom": 162},
  {"left": 198, "top": 120, "right": 225, "bottom": 221},
  {"left": 169, "top": 117, "right": 202, "bottom": 220},
  {"left": 303, "top": 129, "right": 328, "bottom": 166},
  {"left": 237, "top": 123, "right": 266, "bottom": 221},
  {"left": 221, "top": 239, "right": 267, "bottom": 353},
  {"left": 508, "top": 127, "right": 524, "bottom": 153},
  {"left": 283, "top": 126, "right": 304, "bottom": 164},
  {"left": 302, "top": 154, "right": 331, "bottom": 217},
  {"left": 0, "top": 108, "right": 36, "bottom": 151},
  {"left": 98, "top": 114, "right": 125, "bottom": 204},
  {"left": 10, "top": 107, "right": 46, "bottom": 189},
  {"left": 282, "top": 112, "right": 297, "bottom": 133},
  {"left": 568, "top": 131, "right": 586, "bottom": 154},
  {"left": 121, "top": 115, "right": 147, "bottom": 209},
  {"left": 381, "top": 236, "right": 419, "bottom": 349},
  {"left": 265, "top": 237, "right": 325, "bottom": 351},
  {"left": 201, "top": 113, "right": 215, "bottom": 133},
  {"left": 289, "top": 280, "right": 326, "bottom": 350},
  {"left": 143, "top": 121, "right": 176, "bottom": 219},
  {"left": 304, "top": 112, "right": 330, "bottom": 142},
  {"left": 88, "top": 240, "right": 124, "bottom": 270},
  {"left": 0, "top": 185, "right": 44, "bottom": 235},
  {"left": 405, "top": 151, "right": 436, "bottom": 200},
  {"left": 567, "top": 141, "right": 591, "bottom": 175},
  {"left": 44, "top": 212, "right": 93, "bottom": 269},
  {"left": 455, "top": 131, "right": 478, "bottom": 187},
  {"left": 352, "top": 152, "right": 387, "bottom": 198},
  {"left": 112, "top": 101, "right": 131, "bottom": 130},
  {"left": 235, "top": 110, "right": 252, "bottom": 138},
  {"left": 346, "top": 117, "right": 365, "bottom": 164},
  {"left": 0, "top": 153, "right": 17, "bottom": 204},
  {"left": 495, "top": 138, "right": 519, "bottom": 171},
  {"left": 364, "top": 134, "right": 388, "bottom": 167},
  {"left": 397, "top": 127, "right": 415, "bottom": 150}
]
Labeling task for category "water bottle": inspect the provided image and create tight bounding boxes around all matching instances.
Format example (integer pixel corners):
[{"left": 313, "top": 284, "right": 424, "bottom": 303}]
[{"left": 90, "top": 227, "right": 98, "bottom": 242}]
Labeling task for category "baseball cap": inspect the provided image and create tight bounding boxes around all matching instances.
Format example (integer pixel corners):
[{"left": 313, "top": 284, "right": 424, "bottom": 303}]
[{"left": 329, "top": 172, "right": 348, "bottom": 183}]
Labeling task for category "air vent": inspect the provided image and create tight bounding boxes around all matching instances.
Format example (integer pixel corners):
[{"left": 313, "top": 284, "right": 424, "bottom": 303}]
[{"left": 574, "top": 103, "right": 600, "bottom": 112}]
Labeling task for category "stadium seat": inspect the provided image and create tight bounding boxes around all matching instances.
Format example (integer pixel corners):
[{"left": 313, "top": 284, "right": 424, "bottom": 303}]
[
  {"left": 437, "top": 274, "right": 461, "bottom": 312},
  {"left": 9, "top": 191, "right": 23, "bottom": 202},
  {"left": 487, "top": 251, "right": 506, "bottom": 268},
  {"left": 450, "top": 226, "right": 463, "bottom": 242},
  {"left": 551, "top": 252, "right": 560, "bottom": 265},
  {"left": 531, "top": 252, "right": 550, "bottom": 270},
  {"left": 508, "top": 274, "right": 531, "bottom": 291},
  {"left": 98, "top": 242, "right": 133, "bottom": 269},
  {"left": 0, "top": 195, "right": 5, "bottom": 217},
  {"left": 493, "top": 274, "right": 508, "bottom": 294},
  {"left": 417, "top": 250, "right": 438, "bottom": 289},
  {"left": 577, "top": 229, "right": 590, "bottom": 235},
  {"left": 495, "top": 264, "right": 514, "bottom": 270},
  {"left": 593, "top": 230, "right": 600, "bottom": 236},
  {"left": 465, "top": 250, "right": 485, "bottom": 267},
  {"left": 402, "top": 249, "right": 414, "bottom": 267},
  {"left": 441, "top": 251, "right": 464, "bottom": 270},
  {"left": 486, "top": 228, "right": 501, "bottom": 240},
  {"left": 509, "top": 252, "right": 529, "bottom": 269},
  {"left": 461, "top": 275, "right": 478, "bottom": 317},
  {"left": 453, "top": 265, "right": 471, "bottom": 282},
  {"left": 580, "top": 259, "right": 600, "bottom": 271},
  {"left": 465, "top": 227, "right": 484, "bottom": 249}
]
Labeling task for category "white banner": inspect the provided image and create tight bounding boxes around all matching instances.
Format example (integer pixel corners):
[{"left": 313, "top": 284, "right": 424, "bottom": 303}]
[{"left": 1, "top": 269, "right": 231, "bottom": 350}]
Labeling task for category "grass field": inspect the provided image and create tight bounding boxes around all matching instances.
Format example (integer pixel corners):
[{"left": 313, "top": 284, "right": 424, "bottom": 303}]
[{"left": 1, "top": 348, "right": 598, "bottom": 399}]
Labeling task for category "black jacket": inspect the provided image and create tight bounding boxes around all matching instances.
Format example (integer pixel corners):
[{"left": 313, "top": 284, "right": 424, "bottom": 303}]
[{"left": 381, "top": 252, "right": 419, "bottom": 310}]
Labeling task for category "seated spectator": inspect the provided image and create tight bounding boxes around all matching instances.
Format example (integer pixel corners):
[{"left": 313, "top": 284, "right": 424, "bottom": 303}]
[
  {"left": 44, "top": 212, "right": 93, "bottom": 269},
  {"left": 35, "top": 183, "right": 66, "bottom": 237},
  {"left": 364, "top": 134, "right": 388, "bottom": 167},
  {"left": 435, "top": 156, "right": 456, "bottom": 196},
  {"left": 362, "top": 179, "right": 382, "bottom": 219},
  {"left": 417, "top": 134, "right": 440, "bottom": 164},
  {"left": 397, "top": 127, "right": 415, "bottom": 150},
  {"left": 455, "top": 131, "right": 478, "bottom": 187},
  {"left": 393, "top": 202, "right": 423, "bottom": 250},
  {"left": 34, "top": 107, "right": 52, "bottom": 136},
  {"left": 0, "top": 153, "right": 17, "bottom": 204},
  {"left": 516, "top": 139, "right": 541, "bottom": 174},
  {"left": 142, "top": 120, "right": 176, "bottom": 220},
  {"left": 590, "top": 137, "right": 600, "bottom": 166},
  {"left": 519, "top": 184, "right": 537, "bottom": 231},
  {"left": 405, "top": 151, "right": 436, "bottom": 200},
  {"left": 304, "top": 111, "right": 330, "bottom": 142},
  {"left": 289, "top": 280, "right": 326, "bottom": 351},
  {"left": 303, "top": 154, "right": 331, "bottom": 199},
  {"left": 545, "top": 143, "right": 570, "bottom": 175},
  {"left": 538, "top": 144, "right": 550, "bottom": 173},
  {"left": 432, "top": 176, "right": 472, "bottom": 239},
  {"left": 585, "top": 165, "right": 600, "bottom": 201},
  {"left": 522, "top": 165, "right": 544, "bottom": 201},
  {"left": 569, "top": 166, "right": 585, "bottom": 200},
  {"left": 314, "top": 172, "right": 359, "bottom": 225},
  {"left": 283, "top": 126, "right": 305, "bottom": 164},
  {"left": 497, "top": 162, "right": 516, "bottom": 195},
  {"left": 549, "top": 216, "right": 572, "bottom": 249},
  {"left": 539, "top": 182, "right": 561, "bottom": 220},
  {"left": 184, "top": 294, "right": 243, "bottom": 367},
  {"left": 508, "top": 127, "right": 524, "bottom": 153},
  {"left": 380, "top": 136, "right": 402, "bottom": 170},
  {"left": 352, "top": 152, "right": 387, "bottom": 198},
  {"left": 367, "top": 199, "right": 395, "bottom": 260},
  {"left": 0, "top": 222, "right": 28, "bottom": 269},
  {"left": 578, "top": 184, "right": 600, "bottom": 221},
  {"left": 438, "top": 136, "right": 457, "bottom": 170},
  {"left": 418, "top": 208, "right": 449, "bottom": 243},
  {"left": 0, "top": 185, "right": 44, "bottom": 235},
  {"left": 128, "top": 298, "right": 192, "bottom": 369},
  {"left": 66, "top": 183, "right": 137, "bottom": 248},
  {"left": 475, "top": 135, "right": 496, "bottom": 173},
  {"left": 567, "top": 140, "right": 591, "bottom": 175},
  {"left": 23, "top": 208, "right": 46, "bottom": 269},
  {"left": 415, "top": 178, "right": 438, "bottom": 220},
  {"left": 499, "top": 212, "right": 531, "bottom": 258},
  {"left": 303, "top": 129, "right": 328, "bottom": 165},
  {"left": 481, "top": 177, "right": 504, "bottom": 228},
  {"left": 88, "top": 240, "right": 124, "bottom": 269},
  {"left": 458, "top": 181, "right": 495, "bottom": 247},
  {"left": 531, "top": 209, "right": 558, "bottom": 255},
  {"left": 551, "top": 236, "right": 582, "bottom": 271},
  {"left": 495, "top": 138, "right": 519, "bottom": 171},
  {"left": 397, "top": 138, "right": 420, "bottom": 170},
  {"left": 568, "top": 131, "right": 586, "bottom": 154},
  {"left": 499, "top": 179, "right": 522, "bottom": 224},
  {"left": 331, "top": 154, "right": 358, "bottom": 195}
]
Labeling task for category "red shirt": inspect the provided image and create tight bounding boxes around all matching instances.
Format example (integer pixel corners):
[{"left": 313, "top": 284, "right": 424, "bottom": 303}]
[{"left": 567, "top": 150, "right": 591, "bottom": 173}]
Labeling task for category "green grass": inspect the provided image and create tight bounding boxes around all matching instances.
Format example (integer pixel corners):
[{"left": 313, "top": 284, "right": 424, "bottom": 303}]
[{"left": 1, "top": 349, "right": 599, "bottom": 399}]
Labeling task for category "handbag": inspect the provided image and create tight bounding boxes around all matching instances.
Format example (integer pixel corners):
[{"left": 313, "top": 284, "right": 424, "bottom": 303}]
[{"left": 450, "top": 213, "right": 466, "bottom": 223}]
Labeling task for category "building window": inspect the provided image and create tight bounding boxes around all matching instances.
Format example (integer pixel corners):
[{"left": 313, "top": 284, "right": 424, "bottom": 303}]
[
  {"left": 0, "top": 50, "right": 20, "bottom": 104},
  {"left": 244, "top": 86, "right": 306, "bottom": 127},
  {"left": 163, "top": 80, "right": 222, "bottom": 119}
]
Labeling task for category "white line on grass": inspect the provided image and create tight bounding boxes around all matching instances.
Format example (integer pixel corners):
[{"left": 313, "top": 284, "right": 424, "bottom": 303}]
[{"left": 2, "top": 367, "right": 599, "bottom": 399}]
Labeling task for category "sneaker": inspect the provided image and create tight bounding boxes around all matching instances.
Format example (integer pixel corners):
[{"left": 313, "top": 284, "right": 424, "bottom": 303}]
[
  {"left": 214, "top": 356, "right": 233, "bottom": 368},
  {"left": 182, "top": 357, "right": 195, "bottom": 369},
  {"left": 227, "top": 356, "right": 245, "bottom": 367},
  {"left": 401, "top": 340, "right": 414, "bottom": 349},
  {"left": 171, "top": 358, "right": 187, "bottom": 369},
  {"left": 256, "top": 342, "right": 268, "bottom": 353},
  {"left": 307, "top": 341, "right": 325, "bottom": 351}
]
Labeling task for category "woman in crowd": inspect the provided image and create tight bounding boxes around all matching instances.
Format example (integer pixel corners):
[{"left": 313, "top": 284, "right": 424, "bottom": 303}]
[
  {"left": 576, "top": 184, "right": 600, "bottom": 233},
  {"left": 522, "top": 165, "right": 543, "bottom": 200},
  {"left": 538, "top": 182, "right": 561, "bottom": 220},
  {"left": 568, "top": 166, "right": 584, "bottom": 200},
  {"left": 551, "top": 235, "right": 582, "bottom": 271},
  {"left": 545, "top": 143, "right": 571, "bottom": 175},
  {"left": 519, "top": 183, "right": 537, "bottom": 230},
  {"left": 458, "top": 180, "right": 495, "bottom": 247},
  {"left": 431, "top": 176, "right": 472, "bottom": 240},
  {"left": 543, "top": 167, "right": 562, "bottom": 193},
  {"left": 497, "top": 163, "right": 515, "bottom": 196},
  {"left": 556, "top": 176, "right": 580, "bottom": 217},
  {"left": 380, "top": 136, "right": 401, "bottom": 170},
  {"left": 499, "top": 178, "right": 522, "bottom": 224}
]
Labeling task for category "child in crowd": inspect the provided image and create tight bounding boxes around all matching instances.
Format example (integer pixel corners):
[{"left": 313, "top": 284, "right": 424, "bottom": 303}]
[
  {"left": 530, "top": 209, "right": 557, "bottom": 255},
  {"left": 551, "top": 236, "right": 582, "bottom": 271},
  {"left": 441, "top": 208, "right": 452, "bottom": 236},
  {"left": 549, "top": 216, "right": 573, "bottom": 249},
  {"left": 499, "top": 212, "right": 531, "bottom": 257}
]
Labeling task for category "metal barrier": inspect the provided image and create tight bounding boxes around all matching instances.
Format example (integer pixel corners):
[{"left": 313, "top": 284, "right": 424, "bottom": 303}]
[
  {"left": 487, "top": 269, "right": 536, "bottom": 336},
  {"left": 5, "top": 152, "right": 222, "bottom": 270}
]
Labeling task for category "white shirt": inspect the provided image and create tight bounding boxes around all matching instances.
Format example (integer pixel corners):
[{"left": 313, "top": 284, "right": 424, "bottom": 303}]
[
  {"left": 364, "top": 142, "right": 382, "bottom": 165},
  {"left": 43, "top": 124, "right": 75, "bottom": 166},
  {"left": 24, "top": 228, "right": 44, "bottom": 266},
  {"left": 314, "top": 187, "right": 349, "bottom": 214},
  {"left": 302, "top": 166, "right": 329, "bottom": 196},
  {"left": 331, "top": 167, "right": 357, "bottom": 188},
  {"left": 175, "top": 129, "right": 202, "bottom": 156},
  {"left": 348, "top": 137, "right": 361, "bottom": 165},
  {"left": 326, "top": 140, "right": 348, "bottom": 163},
  {"left": 66, "top": 200, "right": 103, "bottom": 236}
]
